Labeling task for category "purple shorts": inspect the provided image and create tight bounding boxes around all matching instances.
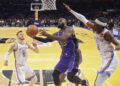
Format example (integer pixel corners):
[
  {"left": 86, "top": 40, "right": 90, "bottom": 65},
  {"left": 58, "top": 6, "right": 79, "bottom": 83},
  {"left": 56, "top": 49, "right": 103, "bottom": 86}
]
[{"left": 55, "top": 51, "right": 81, "bottom": 73}]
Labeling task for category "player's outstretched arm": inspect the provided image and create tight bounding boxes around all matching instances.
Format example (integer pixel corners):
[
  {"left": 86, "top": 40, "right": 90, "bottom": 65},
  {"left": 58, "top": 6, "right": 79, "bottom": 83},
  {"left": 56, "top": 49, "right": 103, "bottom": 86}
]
[
  {"left": 63, "top": 3, "right": 95, "bottom": 29},
  {"left": 0, "top": 38, "right": 16, "bottom": 43},
  {"left": 27, "top": 41, "right": 39, "bottom": 53},
  {"left": 33, "top": 29, "right": 55, "bottom": 43},
  {"left": 33, "top": 37, "right": 54, "bottom": 43},
  {"left": 64, "top": 3, "right": 88, "bottom": 25},
  {"left": 39, "top": 28, "right": 73, "bottom": 41},
  {"left": 104, "top": 31, "right": 120, "bottom": 50},
  {"left": 4, "top": 43, "right": 17, "bottom": 66}
]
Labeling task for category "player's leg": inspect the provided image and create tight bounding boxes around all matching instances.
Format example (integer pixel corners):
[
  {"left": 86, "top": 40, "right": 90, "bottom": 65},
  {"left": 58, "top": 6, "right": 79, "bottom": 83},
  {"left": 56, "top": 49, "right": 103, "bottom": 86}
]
[
  {"left": 53, "top": 59, "right": 68, "bottom": 86},
  {"left": 94, "top": 72, "right": 109, "bottom": 86},
  {"left": 15, "top": 65, "right": 25, "bottom": 86},
  {"left": 52, "top": 69, "right": 62, "bottom": 86},
  {"left": 95, "top": 53, "right": 119, "bottom": 86},
  {"left": 67, "top": 50, "right": 88, "bottom": 86},
  {"left": 28, "top": 75, "right": 37, "bottom": 86},
  {"left": 67, "top": 53, "right": 82, "bottom": 85},
  {"left": 59, "top": 73, "right": 66, "bottom": 83},
  {"left": 25, "top": 63, "right": 37, "bottom": 86},
  {"left": 95, "top": 51, "right": 119, "bottom": 86},
  {"left": 67, "top": 68, "right": 83, "bottom": 84}
]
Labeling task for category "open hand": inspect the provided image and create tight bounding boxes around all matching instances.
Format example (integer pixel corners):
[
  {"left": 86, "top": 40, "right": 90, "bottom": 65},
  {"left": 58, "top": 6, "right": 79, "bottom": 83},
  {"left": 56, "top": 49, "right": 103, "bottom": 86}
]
[
  {"left": 63, "top": 3, "right": 71, "bottom": 11},
  {"left": 38, "top": 29, "right": 49, "bottom": 36},
  {"left": 32, "top": 39, "right": 37, "bottom": 47}
]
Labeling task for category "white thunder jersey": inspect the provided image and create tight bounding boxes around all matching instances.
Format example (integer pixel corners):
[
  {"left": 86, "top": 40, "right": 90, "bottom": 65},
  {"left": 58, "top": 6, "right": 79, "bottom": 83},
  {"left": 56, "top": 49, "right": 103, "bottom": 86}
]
[
  {"left": 94, "top": 29, "right": 114, "bottom": 55},
  {"left": 94, "top": 29, "right": 118, "bottom": 74},
  {"left": 14, "top": 42, "right": 28, "bottom": 66}
]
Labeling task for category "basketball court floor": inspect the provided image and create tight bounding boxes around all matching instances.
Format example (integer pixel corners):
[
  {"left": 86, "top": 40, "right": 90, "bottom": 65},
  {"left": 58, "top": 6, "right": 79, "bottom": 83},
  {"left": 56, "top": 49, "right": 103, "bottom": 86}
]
[{"left": 0, "top": 27, "right": 120, "bottom": 86}]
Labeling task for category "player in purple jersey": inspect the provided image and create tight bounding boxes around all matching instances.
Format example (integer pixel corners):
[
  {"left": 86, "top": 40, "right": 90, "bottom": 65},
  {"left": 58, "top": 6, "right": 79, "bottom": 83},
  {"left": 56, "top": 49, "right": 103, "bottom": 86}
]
[{"left": 29, "top": 18, "right": 88, "bottom": 86}]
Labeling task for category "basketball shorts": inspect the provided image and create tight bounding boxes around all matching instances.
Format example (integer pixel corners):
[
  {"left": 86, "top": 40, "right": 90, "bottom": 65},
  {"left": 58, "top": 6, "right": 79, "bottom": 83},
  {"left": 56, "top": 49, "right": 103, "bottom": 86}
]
[{"left": 15, "top": 63, "right": 36, "bottom": 85}]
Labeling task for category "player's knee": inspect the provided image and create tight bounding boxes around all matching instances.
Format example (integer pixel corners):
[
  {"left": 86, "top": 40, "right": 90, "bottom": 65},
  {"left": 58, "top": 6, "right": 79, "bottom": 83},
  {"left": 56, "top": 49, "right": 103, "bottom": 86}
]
[
  {"left": 52, "top": 70, "right": 61, "bottom": 85},
  {"left": 33, "top": 75, "right": 38, "bottom": 82},
  {"left": 29, "top": 75, "right": 38, "bottom": 83},
  {"left": 67, "top": 72, "right": 74, "bottom": 82},
  {"left": 67, "top": 69, "right": 81, "bottom": 84}
]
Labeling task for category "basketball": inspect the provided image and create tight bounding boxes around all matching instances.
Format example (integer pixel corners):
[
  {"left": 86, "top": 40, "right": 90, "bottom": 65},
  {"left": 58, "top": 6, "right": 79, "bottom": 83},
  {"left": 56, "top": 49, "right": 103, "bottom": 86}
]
[{"left": 26, "top": 25, "right": 38, "bottom": 37}]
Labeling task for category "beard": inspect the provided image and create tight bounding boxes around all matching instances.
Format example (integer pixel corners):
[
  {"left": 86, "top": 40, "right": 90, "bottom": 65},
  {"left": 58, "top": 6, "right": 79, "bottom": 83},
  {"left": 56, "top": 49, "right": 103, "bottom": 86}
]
[
  {"left": 19, "top": 37, "right": 25, "bottom": 40},
  {"left": 57, "top": 23, "right": 65, "bottom": 30}
]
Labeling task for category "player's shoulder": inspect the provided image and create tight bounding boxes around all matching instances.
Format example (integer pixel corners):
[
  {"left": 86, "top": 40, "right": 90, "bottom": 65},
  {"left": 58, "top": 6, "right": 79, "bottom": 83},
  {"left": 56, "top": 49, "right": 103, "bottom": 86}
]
[
  {"left": 103, "top": 29, "right": 111, "bottom": 35},
  {"left": 9, "top": 42, "right": 18, "bottom": 50},
  {"left": 104, "top": 29, "right": 114, "bottom": 41},
  {"left": 12, "top": 42, "right": 18, "bottom": 46}
]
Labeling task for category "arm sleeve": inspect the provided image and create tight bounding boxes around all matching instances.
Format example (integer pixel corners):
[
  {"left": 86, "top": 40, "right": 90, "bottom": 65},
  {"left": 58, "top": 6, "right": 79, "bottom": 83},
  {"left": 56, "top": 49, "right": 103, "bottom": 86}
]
[
  {"left": 70, "top": 10, "right": 89, "bottom": 25},
  {"left": 33, "top": 37, "right": 54, "bottom": 43},
  {"left": 0, "top": 38, "right": 9, "bottom": 43}
]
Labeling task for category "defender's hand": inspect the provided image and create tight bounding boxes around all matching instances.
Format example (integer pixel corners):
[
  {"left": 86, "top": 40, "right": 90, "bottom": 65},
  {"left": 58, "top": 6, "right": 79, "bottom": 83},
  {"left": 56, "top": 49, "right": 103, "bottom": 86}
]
[
  {"left": 63, "top": 3, "right": 71, "bottom": 11},
  {"left": 32, "top": 39, "right": 37, "bottom": 47}
]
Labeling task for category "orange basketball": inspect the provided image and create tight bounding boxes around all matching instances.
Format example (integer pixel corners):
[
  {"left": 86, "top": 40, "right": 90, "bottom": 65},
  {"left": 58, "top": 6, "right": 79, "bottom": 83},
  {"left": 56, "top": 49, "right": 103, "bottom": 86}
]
[{"left": 26, "top": 25, "right": 38, "bottom": 37}]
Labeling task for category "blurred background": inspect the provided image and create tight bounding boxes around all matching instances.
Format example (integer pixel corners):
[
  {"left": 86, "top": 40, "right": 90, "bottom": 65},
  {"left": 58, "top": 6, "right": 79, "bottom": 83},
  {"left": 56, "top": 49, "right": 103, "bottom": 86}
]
[
  {"left": 0, "top": 0, "right": 120, "bottom": 27},
  {"left": 0, "top": 0, "right": 120, "bottom": 86}
]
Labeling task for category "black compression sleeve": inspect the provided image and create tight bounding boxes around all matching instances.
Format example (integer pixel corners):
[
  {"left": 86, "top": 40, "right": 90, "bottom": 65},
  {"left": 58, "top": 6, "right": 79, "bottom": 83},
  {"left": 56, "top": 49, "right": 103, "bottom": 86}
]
[
  {"left": 0, "top": 38, "right": 9, "bottom": 43},
  {"left": 33, "top": 37, "right": 53, "bottom": 43}
]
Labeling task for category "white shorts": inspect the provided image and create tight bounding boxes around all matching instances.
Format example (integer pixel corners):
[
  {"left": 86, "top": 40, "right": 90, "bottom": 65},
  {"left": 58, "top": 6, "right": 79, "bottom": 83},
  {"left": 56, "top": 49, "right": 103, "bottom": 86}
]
[
  {"left": 98, "top": 52, "right": 119, "bottom": 75},
  {"left": 15, "top": 63, "right": 36, "bottom": 84}
]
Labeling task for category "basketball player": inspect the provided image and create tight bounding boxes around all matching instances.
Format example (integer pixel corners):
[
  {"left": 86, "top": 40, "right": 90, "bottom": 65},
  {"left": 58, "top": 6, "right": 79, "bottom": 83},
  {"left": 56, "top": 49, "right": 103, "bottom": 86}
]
[
  {"left": 30, "top": 18, "right": 88, "bottom": 86},
  {"left": 64, "top": 3, "right": 120, "bottom": 86},
  {"left": 4, "top": 31, "right": 39, "bottom": 86}
]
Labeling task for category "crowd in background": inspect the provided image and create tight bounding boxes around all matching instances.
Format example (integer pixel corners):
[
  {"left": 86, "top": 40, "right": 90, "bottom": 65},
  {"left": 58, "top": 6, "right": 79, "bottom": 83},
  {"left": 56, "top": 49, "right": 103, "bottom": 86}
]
[
  {"left": 0, "top": 0, "right": 120, "bottom": 28},
  {"left": 0, "top": 17, "right": 82, "bottom": 27},
  {"left": 0, "top": 16, "right": 120, "bottom": 28},
  {"left": 0, "top": 13, "right": 120, "bottom": 40}
]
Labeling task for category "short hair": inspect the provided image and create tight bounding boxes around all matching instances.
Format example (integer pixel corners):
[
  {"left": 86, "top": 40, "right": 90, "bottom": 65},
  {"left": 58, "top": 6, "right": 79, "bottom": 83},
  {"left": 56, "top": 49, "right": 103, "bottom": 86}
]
[{"left": 16, "top": 31, "right": 23, "bottom": 36}]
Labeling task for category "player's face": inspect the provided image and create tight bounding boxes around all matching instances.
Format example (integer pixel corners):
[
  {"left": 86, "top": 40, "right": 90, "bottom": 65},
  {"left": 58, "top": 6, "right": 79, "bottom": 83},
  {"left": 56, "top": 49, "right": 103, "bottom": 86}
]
[
  {"left": 58, "top": 18, "right": 66, "bottom": 29},
  {"left": 94, "top": 23, "right": 104, "bottom": 32},
  {"left": 58, "top": 18, "right": 66, "bottom": 25},
  {"left": 17, "top": 32, "right": 25, "bottom": 40}
]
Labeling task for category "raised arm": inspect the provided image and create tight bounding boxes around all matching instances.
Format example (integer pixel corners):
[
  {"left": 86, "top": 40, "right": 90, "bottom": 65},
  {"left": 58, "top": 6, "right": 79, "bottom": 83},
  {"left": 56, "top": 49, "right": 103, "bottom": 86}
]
[
  {"left": 27, "top": 41, "right": 39, "bottom": 53},
  {"left": 0, "top": 38, "right": 16, "bottom": 43},
  {"left": 63, "top": 3, "right": 95, "bottom": 29},
  {"left": 4, "top": 43, "right": 17, "bottom": 66},
  {"left": 33, "top": 37, "right": 54, "bottom": 43}
]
